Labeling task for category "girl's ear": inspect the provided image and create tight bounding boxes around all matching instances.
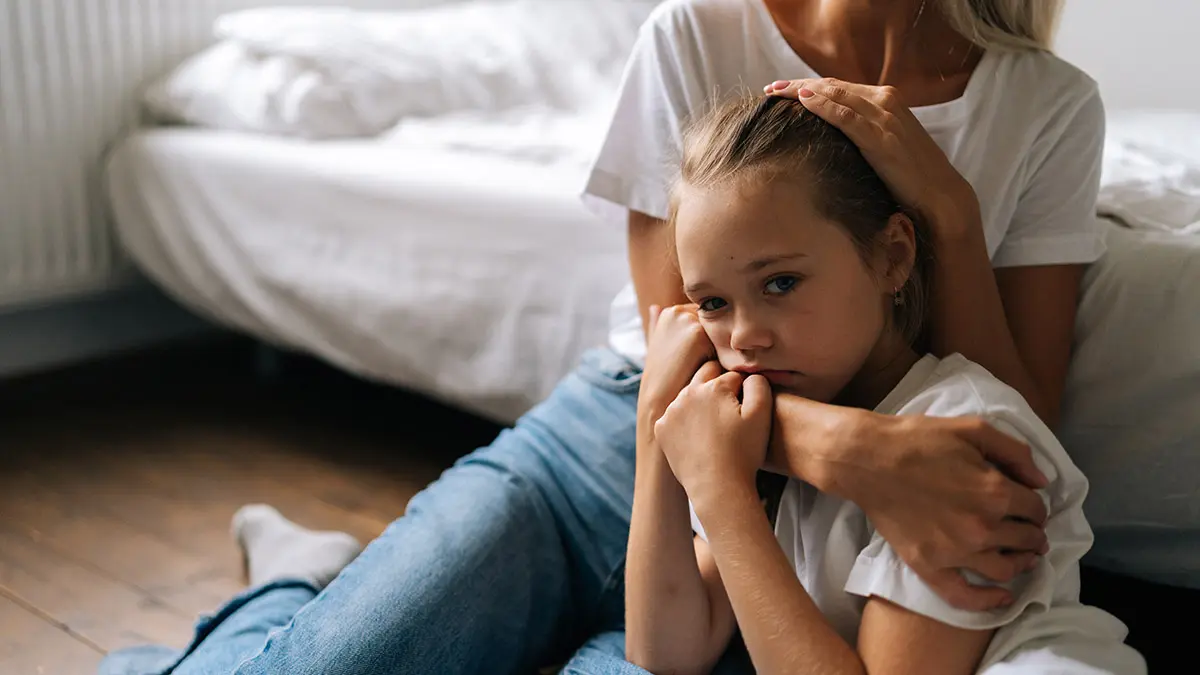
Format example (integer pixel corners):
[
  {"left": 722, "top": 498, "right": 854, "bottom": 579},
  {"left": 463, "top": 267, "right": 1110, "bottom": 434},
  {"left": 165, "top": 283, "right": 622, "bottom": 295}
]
[{"left": 879, "top": 212, "right": 917, "bottom": 291}]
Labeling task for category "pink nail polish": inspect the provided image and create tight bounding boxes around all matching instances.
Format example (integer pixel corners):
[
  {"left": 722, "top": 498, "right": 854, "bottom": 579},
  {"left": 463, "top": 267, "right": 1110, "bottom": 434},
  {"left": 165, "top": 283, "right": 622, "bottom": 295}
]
[{"left": 799, "top": 88, "right": 815, "bottom": 99}]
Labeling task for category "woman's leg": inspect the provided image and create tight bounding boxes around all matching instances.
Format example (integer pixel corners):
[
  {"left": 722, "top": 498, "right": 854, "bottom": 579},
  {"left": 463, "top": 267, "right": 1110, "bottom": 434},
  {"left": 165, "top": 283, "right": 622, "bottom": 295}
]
[{"left": 101, "top": 348, "right": 642, "bottom": 675}]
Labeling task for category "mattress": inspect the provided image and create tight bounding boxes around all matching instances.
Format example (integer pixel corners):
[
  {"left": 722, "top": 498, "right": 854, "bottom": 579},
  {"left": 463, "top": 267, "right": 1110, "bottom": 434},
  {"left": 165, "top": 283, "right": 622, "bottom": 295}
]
[{"left": 104, "top": 126, "right": 628, "bottom": 424}]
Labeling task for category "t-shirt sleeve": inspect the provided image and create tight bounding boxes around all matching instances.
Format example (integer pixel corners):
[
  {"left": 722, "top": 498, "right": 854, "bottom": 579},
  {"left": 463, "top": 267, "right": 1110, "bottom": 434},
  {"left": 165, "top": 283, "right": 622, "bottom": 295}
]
[
  {"left": 842, "top": 415, "right": 1089, "bottom": 631},
  {"left": 581, "top": 9, "right": 699, "bottom": 227},
  {"left": 991, "top": 84, "right": 1107, "bottom": 268},
  {"left": 690, "top": 500, "right": 709, "bottom": 542}
]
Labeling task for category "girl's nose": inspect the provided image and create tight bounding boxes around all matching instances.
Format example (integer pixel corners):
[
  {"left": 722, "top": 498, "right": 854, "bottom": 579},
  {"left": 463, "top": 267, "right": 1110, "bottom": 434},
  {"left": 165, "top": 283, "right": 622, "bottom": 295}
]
[{"left": 729, "top": 313, "right": 774, "bottom": 353}]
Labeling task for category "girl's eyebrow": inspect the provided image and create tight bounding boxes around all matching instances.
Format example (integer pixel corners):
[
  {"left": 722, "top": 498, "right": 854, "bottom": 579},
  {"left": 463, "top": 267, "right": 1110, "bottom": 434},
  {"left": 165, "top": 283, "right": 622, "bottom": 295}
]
[{"left": 741, "top": 252, "right": 808, "bottom": 273}]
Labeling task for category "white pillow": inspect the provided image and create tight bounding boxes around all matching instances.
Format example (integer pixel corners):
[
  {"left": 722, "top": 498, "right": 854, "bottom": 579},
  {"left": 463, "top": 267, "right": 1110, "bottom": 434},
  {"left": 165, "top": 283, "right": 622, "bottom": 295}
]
[
  {"left": 142, "top": 0, "right": 657, "bottom": 139},
  {"left": 1098, "top": 109, "right": 1200, "bottom": 234},
  {"left": 143, "top": 41, "right": 379, "bottom": 139},
  {"left": 1060, "top": 221, "right": 1200, "bottom": 587}
]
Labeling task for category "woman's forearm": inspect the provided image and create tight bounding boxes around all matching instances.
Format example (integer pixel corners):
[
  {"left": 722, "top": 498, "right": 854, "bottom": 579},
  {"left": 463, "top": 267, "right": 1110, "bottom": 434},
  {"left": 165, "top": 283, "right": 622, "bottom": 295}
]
[
  {"left": 693, "top": 481, "right": 864, "bottom": 675},
  {"left": 626, "top": 435, "right": 718, "bottom": 674},
  {"left": 765, "top": 395, "right": 877, "bottom": 499},
  {"left": 925, "top": 202, "right": 1047, "bottom": 420},
  {"left": 628, "top": 211, "right": 689, "bottom": 337}
]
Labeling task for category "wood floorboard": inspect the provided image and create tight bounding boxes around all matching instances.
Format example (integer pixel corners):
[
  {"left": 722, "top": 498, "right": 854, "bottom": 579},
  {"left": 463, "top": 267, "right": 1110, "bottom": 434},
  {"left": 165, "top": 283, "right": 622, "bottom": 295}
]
[{"left": 0, "top": 336, "right": 502, "bottom": 672}]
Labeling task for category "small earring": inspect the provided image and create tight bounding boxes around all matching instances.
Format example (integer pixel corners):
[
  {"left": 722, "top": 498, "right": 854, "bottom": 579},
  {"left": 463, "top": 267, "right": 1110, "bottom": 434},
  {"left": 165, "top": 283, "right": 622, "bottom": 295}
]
[{"left": 893, "top": 287, "right": 904, "bottom": 306}]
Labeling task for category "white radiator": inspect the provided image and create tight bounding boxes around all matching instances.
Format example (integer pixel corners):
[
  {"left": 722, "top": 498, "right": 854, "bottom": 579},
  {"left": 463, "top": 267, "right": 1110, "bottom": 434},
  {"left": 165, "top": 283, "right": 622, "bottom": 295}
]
[{"left": 0, "top": 0, "right": 443, "bottom": 309}]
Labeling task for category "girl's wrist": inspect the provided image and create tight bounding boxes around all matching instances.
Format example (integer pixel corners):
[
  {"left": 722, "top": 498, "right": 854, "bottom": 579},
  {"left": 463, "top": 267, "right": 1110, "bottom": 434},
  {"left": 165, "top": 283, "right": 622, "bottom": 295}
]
[{"left": 690, "top": 476, "right": 763, "bottom": 532}]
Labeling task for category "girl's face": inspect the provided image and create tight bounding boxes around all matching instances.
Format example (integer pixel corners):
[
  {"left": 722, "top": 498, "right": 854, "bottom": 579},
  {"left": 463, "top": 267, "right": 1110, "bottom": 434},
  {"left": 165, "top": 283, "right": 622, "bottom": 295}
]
[{"left": 674, "top": 178, "right": 908, "bottom": 405}]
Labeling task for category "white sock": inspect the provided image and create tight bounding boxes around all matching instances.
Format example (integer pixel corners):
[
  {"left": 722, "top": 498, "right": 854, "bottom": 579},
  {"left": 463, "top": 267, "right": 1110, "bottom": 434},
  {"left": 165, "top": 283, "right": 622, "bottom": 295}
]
[{"left": 231, "top": 504, "right": 362, "bottom": 589}]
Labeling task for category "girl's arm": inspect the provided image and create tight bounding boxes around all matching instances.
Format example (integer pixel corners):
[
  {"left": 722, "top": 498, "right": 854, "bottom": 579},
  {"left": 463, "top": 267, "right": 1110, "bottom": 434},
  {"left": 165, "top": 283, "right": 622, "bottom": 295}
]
[
  {"left": 694, "top": 481, "right": 862, "bottom": 675},
  {"left": 626, "top": 313, "right": 734, "bottom": 673},
  {"left": 857, "top": 598, "right": 993, "bottom": 675},
  {"left": 625, "top": 439, "right": 736, "bottom": 674},
  {"left": 694, "top": 482, "right": 993, "bottom": 675}
]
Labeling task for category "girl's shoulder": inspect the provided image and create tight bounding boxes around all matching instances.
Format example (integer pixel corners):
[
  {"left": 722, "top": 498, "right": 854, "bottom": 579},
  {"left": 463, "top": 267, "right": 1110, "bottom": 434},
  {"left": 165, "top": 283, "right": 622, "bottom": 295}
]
[
  {"left": 884, "top": 354, "right": 1051, "bottom": 443},
  {"left": 892, "top": 348, "right": 1032, "bottom": 417},
  {"left": 884, "top": 353, "right": 1087, "bottom": 509}
]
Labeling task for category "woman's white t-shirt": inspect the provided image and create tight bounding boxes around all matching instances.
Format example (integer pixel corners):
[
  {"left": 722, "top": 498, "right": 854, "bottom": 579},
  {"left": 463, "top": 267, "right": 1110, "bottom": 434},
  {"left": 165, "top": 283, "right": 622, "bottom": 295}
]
[
  {"left": 581, "top": 0, "right": 1107, "bottom": 365},
  {"left": 688, "top": 354, "right": 1145, "bottom": 673}
]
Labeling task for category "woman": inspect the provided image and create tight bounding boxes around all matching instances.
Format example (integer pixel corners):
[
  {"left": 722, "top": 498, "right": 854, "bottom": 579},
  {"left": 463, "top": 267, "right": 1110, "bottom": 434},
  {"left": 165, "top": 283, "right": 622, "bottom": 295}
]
[{"left": 100, "top": 1, "right": 1102, "bottom": 673}]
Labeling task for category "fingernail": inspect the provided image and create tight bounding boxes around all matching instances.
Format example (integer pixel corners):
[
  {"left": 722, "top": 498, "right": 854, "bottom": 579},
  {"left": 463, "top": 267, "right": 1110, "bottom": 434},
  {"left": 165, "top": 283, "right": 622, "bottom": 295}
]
[
  {"left": 770, "top": 80, "right": 789, "bottom": 89},
  {"left": 798, "top": 88, "right": 815, "bottom": 99}
]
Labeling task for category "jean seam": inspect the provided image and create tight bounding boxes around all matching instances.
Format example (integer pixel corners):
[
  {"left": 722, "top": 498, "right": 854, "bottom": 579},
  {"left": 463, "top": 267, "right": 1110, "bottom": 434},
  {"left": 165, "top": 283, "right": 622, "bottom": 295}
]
[{"left": 576, "top": 350, "right": 643, "bottom": 395}]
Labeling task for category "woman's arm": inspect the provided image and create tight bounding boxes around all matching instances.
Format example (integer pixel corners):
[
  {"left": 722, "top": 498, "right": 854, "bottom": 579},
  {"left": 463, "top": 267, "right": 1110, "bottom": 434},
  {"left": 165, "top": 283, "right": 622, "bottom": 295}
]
[
  {"left": 765, "top": 78, "right": 1091, "bottom": 427},
  {"left": 629, "top": 210, "right": 689, "bottom": 336},
  {"left": 927, "top": 198, "right": 1083, "bottom": 427}
]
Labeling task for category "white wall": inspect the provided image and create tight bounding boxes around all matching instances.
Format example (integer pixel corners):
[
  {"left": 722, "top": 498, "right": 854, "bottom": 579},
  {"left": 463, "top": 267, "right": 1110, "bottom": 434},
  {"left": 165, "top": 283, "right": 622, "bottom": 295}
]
[{"left": 1055, "top": 0, "right": 1200, "bottom": 111}]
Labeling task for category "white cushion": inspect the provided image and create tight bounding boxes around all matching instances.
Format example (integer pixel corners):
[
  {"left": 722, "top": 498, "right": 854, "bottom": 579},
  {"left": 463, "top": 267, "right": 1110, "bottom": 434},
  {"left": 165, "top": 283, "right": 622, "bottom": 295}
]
[{"left": 1061, "top": 221, "right": 1200, "bottom": 587}]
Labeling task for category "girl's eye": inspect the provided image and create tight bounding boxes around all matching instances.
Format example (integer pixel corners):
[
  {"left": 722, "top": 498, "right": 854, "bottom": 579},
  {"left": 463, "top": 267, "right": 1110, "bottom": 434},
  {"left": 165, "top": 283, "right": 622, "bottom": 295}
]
[
  {"left": 698, "top": 297, "right": 728, "bottom": 312},
  {"left": 765, "top": 275, "right": 799, "bottom": 295}
]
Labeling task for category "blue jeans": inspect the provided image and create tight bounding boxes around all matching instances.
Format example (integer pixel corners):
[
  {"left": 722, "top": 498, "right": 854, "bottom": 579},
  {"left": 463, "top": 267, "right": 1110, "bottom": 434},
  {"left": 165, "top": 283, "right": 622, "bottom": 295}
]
[{"left": 99, "top": 348, "right": 754, "bottom": 675}]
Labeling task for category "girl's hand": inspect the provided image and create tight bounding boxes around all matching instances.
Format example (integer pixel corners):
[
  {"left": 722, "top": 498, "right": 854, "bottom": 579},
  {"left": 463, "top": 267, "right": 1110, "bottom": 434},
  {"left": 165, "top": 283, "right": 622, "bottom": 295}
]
[
  {"left": 765, "top": 78, "right": 979, "bottom": 235},
  {"left": 654, "top": 361, "right": 774, "bottom": 504},
  {"left": 639, "top": 304, "right": 717, "bottom": 427}
]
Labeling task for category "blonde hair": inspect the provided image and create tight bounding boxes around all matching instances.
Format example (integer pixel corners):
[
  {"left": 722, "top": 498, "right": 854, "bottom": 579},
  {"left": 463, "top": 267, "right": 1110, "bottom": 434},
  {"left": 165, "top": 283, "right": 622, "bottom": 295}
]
[
  {"left": 936, "top": 0, "right": 1066, "bottom": 51},
  {"left": 671, "top": 95, "right": 933, "bottom": 347}
]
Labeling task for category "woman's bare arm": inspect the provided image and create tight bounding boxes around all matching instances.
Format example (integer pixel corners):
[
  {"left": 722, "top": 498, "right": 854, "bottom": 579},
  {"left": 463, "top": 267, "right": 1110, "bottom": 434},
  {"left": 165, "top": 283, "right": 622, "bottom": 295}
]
[
  {"left": 629, "top": 211, "right": 689, "bottom": 336},
  {"left": 928, "top": 199, "right": 1083, "bottom": 426}
]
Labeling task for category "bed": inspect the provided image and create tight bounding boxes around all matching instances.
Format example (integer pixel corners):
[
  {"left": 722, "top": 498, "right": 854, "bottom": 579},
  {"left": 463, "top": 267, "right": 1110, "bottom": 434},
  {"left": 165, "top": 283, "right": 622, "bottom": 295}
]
[
  {"left": 104, "top": 1, "right": 652, "bottom": 424},
  {"left": 105, "top": 120, "right": 627, "bottom": 424}
]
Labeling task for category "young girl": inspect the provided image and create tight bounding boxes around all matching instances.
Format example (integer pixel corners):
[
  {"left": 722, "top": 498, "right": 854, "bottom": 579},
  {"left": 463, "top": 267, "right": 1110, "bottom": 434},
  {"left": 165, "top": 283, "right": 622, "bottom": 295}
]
[{"left": 625, "top": 95, "right": 1145, "bottom": 675}]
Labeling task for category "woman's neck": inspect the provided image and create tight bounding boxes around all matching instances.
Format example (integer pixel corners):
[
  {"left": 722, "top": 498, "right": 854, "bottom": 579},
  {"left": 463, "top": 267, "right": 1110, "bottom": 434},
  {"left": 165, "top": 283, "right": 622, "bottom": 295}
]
[{"left": 762, "top": 0, "right": 980, "bottom": 103}]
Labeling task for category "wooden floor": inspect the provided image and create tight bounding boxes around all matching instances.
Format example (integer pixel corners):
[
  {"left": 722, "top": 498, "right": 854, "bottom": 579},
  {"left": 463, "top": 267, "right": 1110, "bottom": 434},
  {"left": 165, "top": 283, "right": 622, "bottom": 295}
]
[{"left": 0, "top": 337, "right": 502, "bottom": 675}]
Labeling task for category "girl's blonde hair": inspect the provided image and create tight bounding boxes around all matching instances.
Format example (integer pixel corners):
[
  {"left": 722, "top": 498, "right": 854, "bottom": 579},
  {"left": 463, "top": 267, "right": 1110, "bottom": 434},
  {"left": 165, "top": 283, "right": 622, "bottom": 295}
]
[
  {"left": 670, "top": 95, "right": 933, "bottom": 347},
  {"left": 937, "top": 0, "right": 1066, "bottom": 51}
]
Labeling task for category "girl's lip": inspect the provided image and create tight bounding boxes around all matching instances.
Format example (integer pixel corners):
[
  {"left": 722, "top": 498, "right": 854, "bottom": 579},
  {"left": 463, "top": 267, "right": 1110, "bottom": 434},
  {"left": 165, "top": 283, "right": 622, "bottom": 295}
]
[
  {"left": 736, "top": 368, "right": 797, "bottom": 385},
  {"left": 760, "top": 370, "right": 797, "bottom": 385}
]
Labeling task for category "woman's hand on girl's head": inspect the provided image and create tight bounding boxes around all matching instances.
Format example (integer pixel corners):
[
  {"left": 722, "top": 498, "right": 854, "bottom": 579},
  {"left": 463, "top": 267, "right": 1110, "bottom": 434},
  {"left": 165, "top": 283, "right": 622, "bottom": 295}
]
[
  {"left": 638, "top": 304, "right": 717, "bottom": 430},
  {"left": 654, "top": 362, "right": 774, "bottom": 505},
  {"left": 765, "top": 78, "right": 980, "bottom": 237}
]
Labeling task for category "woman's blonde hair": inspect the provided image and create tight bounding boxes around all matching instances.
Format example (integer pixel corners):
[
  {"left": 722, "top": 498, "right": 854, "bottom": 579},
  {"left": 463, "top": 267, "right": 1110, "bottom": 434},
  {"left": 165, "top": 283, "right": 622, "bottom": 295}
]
[
  {"left": 670, "top": 95, "right": 933, "bottom": 347},
  {"left": 936, "top": 0, "right": 1066, "bottom": 51}
]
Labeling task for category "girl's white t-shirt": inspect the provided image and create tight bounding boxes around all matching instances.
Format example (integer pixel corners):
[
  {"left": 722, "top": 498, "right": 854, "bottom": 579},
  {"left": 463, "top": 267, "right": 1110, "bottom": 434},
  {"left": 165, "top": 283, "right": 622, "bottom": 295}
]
[
  {"left": 581, "top": 0, "right": 1107, "bottom": 365},
  {"left": 689, "top": 354, "right": 1145, "bottom": 673}
]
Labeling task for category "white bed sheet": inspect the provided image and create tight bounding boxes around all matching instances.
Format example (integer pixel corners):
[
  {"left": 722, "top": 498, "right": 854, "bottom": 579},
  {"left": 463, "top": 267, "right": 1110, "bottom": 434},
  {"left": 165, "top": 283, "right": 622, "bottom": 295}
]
[{"left": 104, "top": 127, "right": 627, "bottom": 423}]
